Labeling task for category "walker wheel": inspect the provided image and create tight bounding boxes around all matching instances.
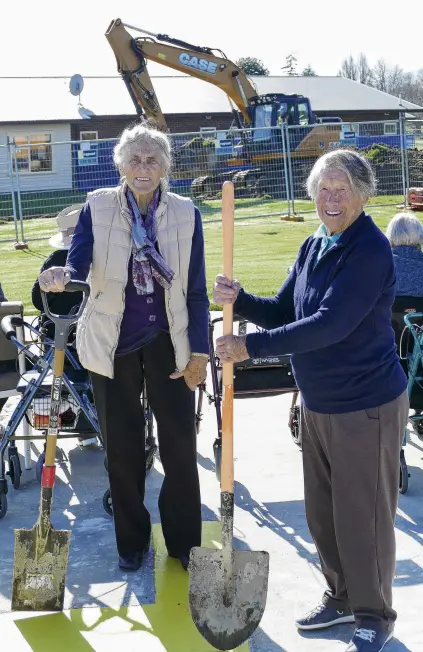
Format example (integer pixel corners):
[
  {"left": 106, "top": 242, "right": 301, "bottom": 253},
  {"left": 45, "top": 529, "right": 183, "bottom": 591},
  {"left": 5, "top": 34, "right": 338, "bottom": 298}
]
[
  {"left": 7, "top": 454, "right": 22, "bottom": 490},
  {"left": 289, "top": 405, "right": 302, "bottom": 449},
  {"left": 399, "top": 450, "right": 409, "bottom": 494},
  {"left": 213, "top": 439, "right": 222, "bottom": 483},
  {"left": 146, "top": 444, "right": 157, "bottom": 473},
  {"left": 0, "top": 491, "right": 8, "bottom": 520},
  {"left": 36, "top": 452, "right": 46, "bottom": 484},
  {"left": 103, "top": 488, "right": 113, "bottom": 517}
]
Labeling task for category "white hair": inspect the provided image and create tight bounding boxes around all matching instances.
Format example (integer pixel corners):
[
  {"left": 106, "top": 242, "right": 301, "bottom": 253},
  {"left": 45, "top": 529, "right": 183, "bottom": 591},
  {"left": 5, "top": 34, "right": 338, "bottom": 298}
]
[
  {"left": 386, "top": 212, "right": 423, "bottom": 248},
  {"left": 113, "top": 123, "right": 172, "bottom": 182},
  {"left": 306, "top": 149, "right": 377, "bottom": 200}
]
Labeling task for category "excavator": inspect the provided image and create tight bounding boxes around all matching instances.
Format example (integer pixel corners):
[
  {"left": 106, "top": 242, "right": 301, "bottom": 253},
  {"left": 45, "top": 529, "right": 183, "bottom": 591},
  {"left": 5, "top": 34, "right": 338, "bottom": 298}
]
[{"left": 105, "top": 19, "right": 341, "bottom": 199}]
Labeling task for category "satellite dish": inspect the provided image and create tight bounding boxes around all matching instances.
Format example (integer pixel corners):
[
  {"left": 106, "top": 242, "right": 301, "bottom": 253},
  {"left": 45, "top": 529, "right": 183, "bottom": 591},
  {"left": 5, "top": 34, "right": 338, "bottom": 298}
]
[
  {"left": 69, "top": 74, "right": 84, "bottom": 96},
  {"left": 78, "top": 105, "right": 95, "bottom": 119}
]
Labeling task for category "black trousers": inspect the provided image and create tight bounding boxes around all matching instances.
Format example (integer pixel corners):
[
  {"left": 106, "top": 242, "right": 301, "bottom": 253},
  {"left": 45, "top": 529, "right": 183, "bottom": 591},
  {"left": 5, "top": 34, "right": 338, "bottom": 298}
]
[
  {"left": 300, "top": 390, "right": 409, "bottom": 627},
  {"left": 91, "top": 332, "right": 201, "bottom": 558}
]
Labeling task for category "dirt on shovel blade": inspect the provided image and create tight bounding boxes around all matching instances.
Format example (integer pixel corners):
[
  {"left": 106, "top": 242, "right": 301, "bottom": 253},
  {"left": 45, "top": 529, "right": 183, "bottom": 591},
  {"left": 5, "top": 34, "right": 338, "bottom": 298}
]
[
  {"left": 11, "top": 524, "right": 70, "bottom": 611},
  {"left": 189, "top": 547, "right": 269, "bottom": 651}
]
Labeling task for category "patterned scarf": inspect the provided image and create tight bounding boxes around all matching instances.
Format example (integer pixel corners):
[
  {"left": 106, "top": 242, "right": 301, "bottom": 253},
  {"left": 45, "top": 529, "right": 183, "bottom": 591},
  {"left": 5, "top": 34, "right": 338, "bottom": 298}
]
[{"left": 127, "top": 188, "right": 174, "bottom": 296}]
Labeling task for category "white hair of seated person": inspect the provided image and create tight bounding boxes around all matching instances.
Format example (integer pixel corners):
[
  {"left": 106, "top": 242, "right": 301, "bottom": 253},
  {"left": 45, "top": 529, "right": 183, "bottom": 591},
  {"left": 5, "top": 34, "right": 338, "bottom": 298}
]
[{"left": 386, "top": 212, "right": 423, "bottom": 248}]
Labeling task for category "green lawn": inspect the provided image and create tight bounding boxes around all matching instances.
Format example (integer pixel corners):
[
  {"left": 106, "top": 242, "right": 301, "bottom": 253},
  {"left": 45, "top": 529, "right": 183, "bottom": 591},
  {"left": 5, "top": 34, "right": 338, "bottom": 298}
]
[
  {"left": 0, "top": 202, "right": 416, "bottom": 315},
  {"left": 198, "top": 194, "right": 405, "bottom": 221}
]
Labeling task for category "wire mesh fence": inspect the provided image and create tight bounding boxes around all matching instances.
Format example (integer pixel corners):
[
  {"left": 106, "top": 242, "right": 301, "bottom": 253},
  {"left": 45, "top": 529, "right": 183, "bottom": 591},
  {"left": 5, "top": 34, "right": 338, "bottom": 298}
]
[
  {"left": 405, "top": 119, "right": 423, "bottom": 194},
  {"left": 0, "top": 119, "right": 422, "bottom": 243},
  {"left": 286, "top": 120, "right": 411, "bottom": 212},
  {"left": 170, "top": 127, "right": 291, "bottom": 222},
  {"left": 0, "top": 143, "right": 19, "bottom": 242},
  {"left": 12, "top": 139, "right": 119, "bottom": 220}
]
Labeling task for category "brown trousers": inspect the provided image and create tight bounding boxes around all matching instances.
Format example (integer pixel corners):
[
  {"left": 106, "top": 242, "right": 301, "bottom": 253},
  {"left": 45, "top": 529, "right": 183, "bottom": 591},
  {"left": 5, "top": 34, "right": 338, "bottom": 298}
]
[{"left": 300, "top": 391, "right": 408, "bottom": 626}]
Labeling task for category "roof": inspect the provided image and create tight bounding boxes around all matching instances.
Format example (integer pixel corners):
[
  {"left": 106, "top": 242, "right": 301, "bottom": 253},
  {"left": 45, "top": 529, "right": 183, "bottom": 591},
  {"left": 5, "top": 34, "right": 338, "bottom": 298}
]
[{"left": 0, "top": 75, "right": 421, "bottom": 123}]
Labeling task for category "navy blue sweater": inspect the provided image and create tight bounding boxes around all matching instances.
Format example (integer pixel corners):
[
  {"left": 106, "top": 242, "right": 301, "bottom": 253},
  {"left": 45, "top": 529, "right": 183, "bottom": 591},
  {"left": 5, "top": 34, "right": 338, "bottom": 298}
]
[
  {"left": 392, "top": 245, "right": 423, "bottom": 297},
  {"left": 237, "top": 213, "right": 407, "bottom": 414}
]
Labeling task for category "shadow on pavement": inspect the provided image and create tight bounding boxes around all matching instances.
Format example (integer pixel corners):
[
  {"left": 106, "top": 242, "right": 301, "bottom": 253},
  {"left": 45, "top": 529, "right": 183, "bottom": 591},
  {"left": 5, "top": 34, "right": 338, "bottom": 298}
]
[{"left": 233, "top": 480, "right": 319, "bottom": 571}]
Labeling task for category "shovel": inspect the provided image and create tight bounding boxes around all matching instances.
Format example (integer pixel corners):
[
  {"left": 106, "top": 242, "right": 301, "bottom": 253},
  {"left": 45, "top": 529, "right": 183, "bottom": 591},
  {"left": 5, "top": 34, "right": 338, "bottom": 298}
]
[
  {"left": 11, "top": 280, "right": 90, "bottom": 611},
  {"left": 188, "top": 182, "right": 269, "bottom": 650}
]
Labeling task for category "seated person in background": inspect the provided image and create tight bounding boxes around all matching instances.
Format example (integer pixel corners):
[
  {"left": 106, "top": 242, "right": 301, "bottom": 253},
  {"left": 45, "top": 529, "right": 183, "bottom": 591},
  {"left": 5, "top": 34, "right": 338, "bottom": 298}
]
[
  {"left": 387, "top": 212, "right": 423, "bottom": 435},
  {"left": 386, "top": 212, "right": 423, "bottom": 296},
  {"left": 0, "top": 282, "right": 7, "bottom": 415},
  {"left": 32, "top": 205, "right": 83, "bottom": 329}
]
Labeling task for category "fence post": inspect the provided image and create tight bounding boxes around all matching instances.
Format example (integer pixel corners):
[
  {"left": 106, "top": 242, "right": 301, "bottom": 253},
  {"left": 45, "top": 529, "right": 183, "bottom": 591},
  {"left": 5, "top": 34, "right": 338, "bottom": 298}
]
[
  {"left": 285, "top": 126, "right": 295, "bottom": 215},
  {"left": 11, "top": 139, "right": 27, "bottom": 247},
  {"left": 403, "top": 115, "right": 410, "bottom": 194},
  {"left": 281, "top": 124, "right": 291, "bottom": 217},
  {"left": 398, "top": 114, "right": 409, "bottom": 208},
  {"left": 5, "top": 137, "right": 19, "bottom": 243}
]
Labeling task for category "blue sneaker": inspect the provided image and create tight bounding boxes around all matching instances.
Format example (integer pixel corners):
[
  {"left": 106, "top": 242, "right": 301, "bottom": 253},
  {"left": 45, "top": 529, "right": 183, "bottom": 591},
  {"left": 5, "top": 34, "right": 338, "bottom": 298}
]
[
  {"left": 346, "top": 627, "right": 393, "bottom": 651},
  {"left": 295, "top": 602, "right": 355, "bottom": 630}
]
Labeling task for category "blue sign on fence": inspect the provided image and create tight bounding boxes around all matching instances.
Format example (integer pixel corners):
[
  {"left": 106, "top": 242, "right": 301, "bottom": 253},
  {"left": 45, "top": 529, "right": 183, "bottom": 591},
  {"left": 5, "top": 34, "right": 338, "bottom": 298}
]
[{"left": 78, "top": 143, "right": 98, "bottom": 166}]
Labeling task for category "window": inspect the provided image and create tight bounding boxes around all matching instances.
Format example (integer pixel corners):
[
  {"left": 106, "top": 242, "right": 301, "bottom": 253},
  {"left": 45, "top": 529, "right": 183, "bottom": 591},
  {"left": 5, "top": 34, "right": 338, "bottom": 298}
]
[
  {"left": 276, "top": 103, "right": 288, "bottom": 125},
  {"left": 200, "top": 127, "right": 217, "bottom": 138},
  {"left": 253, "top": 105, "right": 273, "bottom": 141},
  {"left": 286, "top": 104, "right": 296, "bottom": 126},
  {"left": 298, "top": 102, "right": 310, "bottom": 126},
  {"left": 384, "top": 122, "right": 397, "bottom": 135},
  {"left": 12, "top": 134, "right": 52, "bottom": 173},
  {"left": 80, "top": 131, "right": 98, "bottom": 141}
]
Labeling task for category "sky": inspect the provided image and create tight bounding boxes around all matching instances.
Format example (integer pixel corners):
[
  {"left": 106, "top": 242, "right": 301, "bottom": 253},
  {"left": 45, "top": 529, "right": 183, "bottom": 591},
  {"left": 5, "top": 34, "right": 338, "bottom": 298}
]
[{"left": 1, "top": 0, "right": 422, "bottom": 79}]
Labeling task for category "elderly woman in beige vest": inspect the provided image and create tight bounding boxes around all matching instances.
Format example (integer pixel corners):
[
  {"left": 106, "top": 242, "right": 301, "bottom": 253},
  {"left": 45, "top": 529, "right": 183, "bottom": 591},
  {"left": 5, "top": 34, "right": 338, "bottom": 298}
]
[{"left": 38, "top": 124, "right": 209, "bottom": 573}]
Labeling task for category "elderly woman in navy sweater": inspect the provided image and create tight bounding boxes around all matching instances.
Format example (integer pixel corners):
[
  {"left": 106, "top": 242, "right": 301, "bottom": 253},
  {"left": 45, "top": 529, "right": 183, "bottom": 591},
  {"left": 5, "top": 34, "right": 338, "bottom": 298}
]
[
  {"left": 386, "top": 211, "right": 423, "bottom": 296},
  {"left": 38, "top": 124, "right": 209, "bottom": 573},
  {"left": 214, "top": 149, "right": 408, "bottom": 652}
]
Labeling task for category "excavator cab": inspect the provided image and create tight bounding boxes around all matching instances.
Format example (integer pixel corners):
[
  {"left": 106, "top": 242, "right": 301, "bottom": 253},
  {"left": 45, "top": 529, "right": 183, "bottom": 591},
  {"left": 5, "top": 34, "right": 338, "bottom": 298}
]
[{"left": 250, "top": 95, "right": 316, "bottom": 141}]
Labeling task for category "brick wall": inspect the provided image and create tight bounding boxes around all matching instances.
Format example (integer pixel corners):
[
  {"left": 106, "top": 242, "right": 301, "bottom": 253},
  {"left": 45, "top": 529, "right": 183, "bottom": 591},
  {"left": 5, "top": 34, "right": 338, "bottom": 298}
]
[
  {"left": 315, "top": 110, "right": 401, "bottom": 122},
  {"left": 70, "top": 110, "right": 403, "bottom": 142},
  {"left": 166, "top": 113, "right": 234, "bottom": 133},
  {"left": 71, "top": 113, "right": 234, "bottom": 140}
]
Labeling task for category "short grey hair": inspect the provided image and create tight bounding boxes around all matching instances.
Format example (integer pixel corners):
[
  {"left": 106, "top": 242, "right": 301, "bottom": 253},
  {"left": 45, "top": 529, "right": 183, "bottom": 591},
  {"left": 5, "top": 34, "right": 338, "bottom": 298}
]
[
  {"left": 386, "top": 212, "right": 423, "bottom": 248},
  {"left": 113, "top": 123, "right": 172, "bottom": 182},
  {"left": 306, "top": 149, "right": 377, "bottom": 201}
]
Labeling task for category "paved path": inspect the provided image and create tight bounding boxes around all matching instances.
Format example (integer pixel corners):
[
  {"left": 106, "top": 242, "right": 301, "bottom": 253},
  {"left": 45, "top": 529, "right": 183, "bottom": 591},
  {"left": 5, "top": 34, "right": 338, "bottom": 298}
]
[{"left": 0, "top": 384, "right": 422, "bottom": 651}]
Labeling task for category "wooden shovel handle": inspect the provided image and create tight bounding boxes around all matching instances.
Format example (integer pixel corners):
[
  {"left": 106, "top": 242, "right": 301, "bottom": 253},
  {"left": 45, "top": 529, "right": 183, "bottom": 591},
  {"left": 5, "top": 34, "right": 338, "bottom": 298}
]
[
  {"left": 44, "top": 349, "right": 65, "bottom": 468},
  {"left": 221, "top": 182, "right": 234, "bottom": 494}
]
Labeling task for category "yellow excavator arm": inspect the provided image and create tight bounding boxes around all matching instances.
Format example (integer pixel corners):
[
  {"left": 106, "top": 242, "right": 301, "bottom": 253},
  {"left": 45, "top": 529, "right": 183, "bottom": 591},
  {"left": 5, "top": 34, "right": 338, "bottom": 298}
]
[{"left": 105, "top": 19, "right": 259, "bottom": 130}]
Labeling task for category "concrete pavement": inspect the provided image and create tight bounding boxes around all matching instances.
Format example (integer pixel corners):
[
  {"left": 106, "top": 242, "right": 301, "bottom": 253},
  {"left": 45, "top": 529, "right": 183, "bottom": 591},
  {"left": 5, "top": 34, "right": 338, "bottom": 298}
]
[{"left": 0, "top": 387, "right": 422, "bottom": 651}]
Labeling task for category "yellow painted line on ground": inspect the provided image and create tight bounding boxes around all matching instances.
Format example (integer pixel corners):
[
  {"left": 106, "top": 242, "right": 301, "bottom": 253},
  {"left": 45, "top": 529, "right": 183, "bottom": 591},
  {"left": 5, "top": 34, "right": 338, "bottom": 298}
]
[{"left": 0, "top": 522, "right": 250, "bottom": 652}]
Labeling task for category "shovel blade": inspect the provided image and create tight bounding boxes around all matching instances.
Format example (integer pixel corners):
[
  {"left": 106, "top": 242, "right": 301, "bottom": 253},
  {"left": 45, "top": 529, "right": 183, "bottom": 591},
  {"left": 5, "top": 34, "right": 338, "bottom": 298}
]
[
  {"left": 11, "top": 524, "right": 71, "bottom": 611},
  {"left": 188, "top": 547, "right": 269, "bottom": 651}
]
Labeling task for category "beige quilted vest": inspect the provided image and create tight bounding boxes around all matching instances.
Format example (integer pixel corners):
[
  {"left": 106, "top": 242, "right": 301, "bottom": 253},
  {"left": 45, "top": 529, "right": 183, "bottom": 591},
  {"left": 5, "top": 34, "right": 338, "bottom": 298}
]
[{"left": 76, "top": 183, "right": 195, "bottom": 378}]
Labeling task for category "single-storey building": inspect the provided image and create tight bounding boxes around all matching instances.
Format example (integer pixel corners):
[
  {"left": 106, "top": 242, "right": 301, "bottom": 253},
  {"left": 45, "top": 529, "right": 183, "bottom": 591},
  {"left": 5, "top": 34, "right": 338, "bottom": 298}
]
[{"left": 0, "top": 75, "right": 421, "bottom": 217}]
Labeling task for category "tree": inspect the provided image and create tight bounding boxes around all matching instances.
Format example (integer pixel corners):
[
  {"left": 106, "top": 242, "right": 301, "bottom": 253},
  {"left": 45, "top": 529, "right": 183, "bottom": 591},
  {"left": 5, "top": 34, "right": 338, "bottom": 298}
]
[
  {"left": 338, "top": 53, "right": 373, "bottom": 84},
  {"left": 302, "top": 64, "right": 317, "bottom": 76},
  {"left": 357, "top": 53, "right": 373, "bottom": 85},
  {"left": 338, "top": 52, "right": 423, "bottom": 104},
  {"left": 338, "top": 54, "right": 357, "bottom": 80},
  {"left": 370, "top": 60, "right": 423, "bottom": 104},
  {"left": 282, "top": 54, "right": 298, "bottom": 76},
  {"left": 235, "top": 57, "right": 269, "bottom": 76},
  {"left": 373, "top": 59, "right": 388, "bottom": 92}
]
